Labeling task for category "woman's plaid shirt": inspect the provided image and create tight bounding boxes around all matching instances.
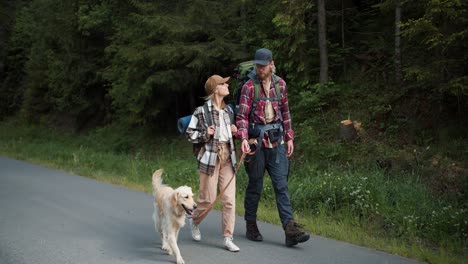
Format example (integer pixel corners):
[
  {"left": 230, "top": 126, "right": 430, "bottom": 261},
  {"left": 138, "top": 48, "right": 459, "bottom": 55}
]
[{"left": 186, "top": 100, "right": 237, "bottom": 176}]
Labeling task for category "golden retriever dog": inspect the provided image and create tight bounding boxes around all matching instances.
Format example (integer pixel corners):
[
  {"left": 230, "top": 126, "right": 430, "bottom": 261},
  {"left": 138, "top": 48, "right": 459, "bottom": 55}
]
[{"left": 152, "top": 169, "right": 197, "bottom": 264}]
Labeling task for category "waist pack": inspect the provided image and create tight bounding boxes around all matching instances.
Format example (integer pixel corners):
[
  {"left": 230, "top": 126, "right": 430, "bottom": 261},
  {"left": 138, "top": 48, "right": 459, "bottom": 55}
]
[
  {"left": 267, "top": 128, "right": 280, "bottom": 143},
  {"left": 248, "top": 122, "right": 282, "bottom": 143}
]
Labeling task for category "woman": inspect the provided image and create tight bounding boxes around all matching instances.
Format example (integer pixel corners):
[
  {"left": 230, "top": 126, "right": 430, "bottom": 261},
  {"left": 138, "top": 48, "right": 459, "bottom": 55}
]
[{"left": 185, "top": 74, "right": 239, "bottom": 252}]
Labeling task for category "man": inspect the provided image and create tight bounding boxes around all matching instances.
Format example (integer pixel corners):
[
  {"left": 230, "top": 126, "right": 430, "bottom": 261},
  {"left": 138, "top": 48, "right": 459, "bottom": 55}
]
[{"left": 236, "top": 48, "right": 310, "bottom": 247}]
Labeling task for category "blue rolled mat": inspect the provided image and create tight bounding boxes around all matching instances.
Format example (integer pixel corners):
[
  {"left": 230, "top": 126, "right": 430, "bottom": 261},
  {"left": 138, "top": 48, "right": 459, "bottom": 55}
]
[
  {"left": 177, "top": 104, "right": 237, "bottom": 135},
  {"left": 177, "top": 115, "right": 192, "bottom": 135}
]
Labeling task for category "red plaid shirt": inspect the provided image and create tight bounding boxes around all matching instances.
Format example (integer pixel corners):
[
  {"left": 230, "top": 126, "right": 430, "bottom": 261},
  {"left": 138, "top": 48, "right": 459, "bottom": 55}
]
[{"left": 236, "top": 75, "right": 294, "bottom": 147}]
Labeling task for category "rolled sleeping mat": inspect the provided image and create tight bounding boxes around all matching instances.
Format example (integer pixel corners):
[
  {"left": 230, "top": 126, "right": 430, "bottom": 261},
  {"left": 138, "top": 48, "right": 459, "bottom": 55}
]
[
  {"left": 178, "top": 104, "right": 236, "bottom": 135},
  {"left": 177, "top": 115, "right": 192, "bottom": 135}
]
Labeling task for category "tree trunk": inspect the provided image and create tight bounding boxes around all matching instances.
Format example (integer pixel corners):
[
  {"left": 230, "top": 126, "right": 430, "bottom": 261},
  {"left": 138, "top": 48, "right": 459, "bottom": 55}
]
[
  {"left": 318, "top": 0, "right": 328, "bottom": 84},
  {"left": 340, "top": 119, "right": 358, "bottom": 141},
  {"left": 395, "top": 0, "right": 402, "bottom": 84},
  {"left": 241, "top": 0, "right": 247, "bottom": 50},
  {"left": 341, "top": 0, "right": 346, "bottom": 75}
]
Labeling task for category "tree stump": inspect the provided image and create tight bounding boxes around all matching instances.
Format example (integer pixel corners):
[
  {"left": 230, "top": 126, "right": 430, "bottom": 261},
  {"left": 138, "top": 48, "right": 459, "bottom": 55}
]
[{"left": 340, "top": 119, "right": 358, "bottom": 141}]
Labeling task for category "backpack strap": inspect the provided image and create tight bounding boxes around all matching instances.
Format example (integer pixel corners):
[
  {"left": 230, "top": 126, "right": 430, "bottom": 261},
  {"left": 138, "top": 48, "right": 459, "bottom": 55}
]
[
  {"left": 203, "top": 102, "right": 213, "bottom": 127},
  {"left": 226, "top": 104, "right": 235, "bottom": 125},
  {"left": 204, "top": 102, "right": 235, "bottom": 127},
  {"left": 272, "top": 74, "right": 282, "bottom": 122},
  {"left": 272, "top": 74, "right": 281, "bottom": 103},
  {"left": 192, "top": 103, "right": 212, "bottom": 158},
  {"left": 249, "top": 74, "right": 282, "bottom": 123}
]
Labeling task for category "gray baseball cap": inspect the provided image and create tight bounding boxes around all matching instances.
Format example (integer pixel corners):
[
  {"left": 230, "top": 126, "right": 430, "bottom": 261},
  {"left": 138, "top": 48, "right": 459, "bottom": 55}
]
[{"left": 253, "top": 48, "right": 273, "bottom": 66}]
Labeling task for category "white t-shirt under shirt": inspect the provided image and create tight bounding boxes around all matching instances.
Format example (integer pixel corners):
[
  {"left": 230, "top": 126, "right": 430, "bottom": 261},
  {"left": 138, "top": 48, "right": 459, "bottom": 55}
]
[
  {"left": 263, "top": 78, "right": 275, "bottom": 123},
  {"left": 214, "top": 105, "right": 230, "bottom": 143}
]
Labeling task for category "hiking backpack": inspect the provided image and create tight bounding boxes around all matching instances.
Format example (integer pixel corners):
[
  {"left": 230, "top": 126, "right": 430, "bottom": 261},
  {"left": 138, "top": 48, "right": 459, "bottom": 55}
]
[{"left": 233, "top": 60, "right": 257, "bottom": 108}]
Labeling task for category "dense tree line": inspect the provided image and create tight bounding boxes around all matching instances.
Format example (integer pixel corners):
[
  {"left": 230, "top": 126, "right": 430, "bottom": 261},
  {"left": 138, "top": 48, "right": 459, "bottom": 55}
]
[{"left": 1, "top": 0, "right": 467, "bottom": 133}]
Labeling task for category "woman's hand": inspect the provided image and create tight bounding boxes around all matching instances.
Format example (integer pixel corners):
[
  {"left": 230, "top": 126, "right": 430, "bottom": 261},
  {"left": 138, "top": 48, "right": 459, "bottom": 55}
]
[
  {"left": 230, "top": 124, "right": 238, "bottom": 134},
  {"left": 207, "top": 125, "right": 215, "bottom": 137}
]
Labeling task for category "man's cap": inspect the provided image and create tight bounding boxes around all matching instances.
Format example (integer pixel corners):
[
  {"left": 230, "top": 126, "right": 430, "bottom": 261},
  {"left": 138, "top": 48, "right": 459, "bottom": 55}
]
[
  {"left": 205, "top": 75, "right": 230, "bottom": 95},
  {"left": 253, "top": 48, "right": 273, "bottom": 66}
]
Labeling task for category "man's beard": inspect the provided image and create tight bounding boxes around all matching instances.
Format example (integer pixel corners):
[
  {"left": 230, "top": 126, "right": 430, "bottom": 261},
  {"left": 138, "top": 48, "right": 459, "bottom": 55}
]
[{"left": 257, "top": 70, "right": 271, "bottom": 80}]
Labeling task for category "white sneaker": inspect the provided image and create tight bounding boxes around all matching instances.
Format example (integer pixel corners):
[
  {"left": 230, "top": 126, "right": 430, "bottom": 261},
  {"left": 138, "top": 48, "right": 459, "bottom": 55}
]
[
  {"left": 223, "top": 236, "right": 240, "bottom": 252},
  {"left": 189, "top": 217, "right": 201, "bottom": 241}
]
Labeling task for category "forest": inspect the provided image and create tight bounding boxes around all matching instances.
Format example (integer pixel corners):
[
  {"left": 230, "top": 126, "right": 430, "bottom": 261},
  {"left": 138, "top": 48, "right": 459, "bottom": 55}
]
[{"left": 1, "top": 0, "right": 467, "bottom": 263}]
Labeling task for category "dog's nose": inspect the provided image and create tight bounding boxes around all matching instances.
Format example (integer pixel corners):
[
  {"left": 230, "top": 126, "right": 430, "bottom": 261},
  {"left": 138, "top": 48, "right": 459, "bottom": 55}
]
[{"left": 193, "top": 204, "right": 197, "bottom": 210}]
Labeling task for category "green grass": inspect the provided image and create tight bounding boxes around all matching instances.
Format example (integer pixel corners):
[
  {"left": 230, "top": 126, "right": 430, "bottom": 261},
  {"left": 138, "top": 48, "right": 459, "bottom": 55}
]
[{"left": 0, "top": 119, "right": 466, "bottom": 264}]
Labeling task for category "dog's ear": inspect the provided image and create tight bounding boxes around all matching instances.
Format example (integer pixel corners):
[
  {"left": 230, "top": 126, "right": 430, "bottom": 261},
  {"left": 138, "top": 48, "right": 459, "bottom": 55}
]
[{"left": 171, "top": 191, "right": 179, "bottom": 208}]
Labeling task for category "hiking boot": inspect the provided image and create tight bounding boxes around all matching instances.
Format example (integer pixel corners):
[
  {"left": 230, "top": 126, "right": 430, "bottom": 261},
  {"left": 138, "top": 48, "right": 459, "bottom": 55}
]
[
  {"left": 246, "top": 221, "right": 263, "bottom": 241},
  {"left": 223, "top": 236, "right": 240, "bottom": 252},
  {"left": 284, "top": 221, "right": 310, "bottom": 247},
  {"left": 188, "top": 216, "right": 201, "bottom": 241}
]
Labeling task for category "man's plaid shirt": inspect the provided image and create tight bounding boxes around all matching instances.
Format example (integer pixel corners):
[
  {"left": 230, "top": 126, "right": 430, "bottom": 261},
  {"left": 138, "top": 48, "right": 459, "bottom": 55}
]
[
  {"left": 186, "top": 99, "right": 237, "bottom": 176},
  {"left": 236, "top": 75, "right": 294, "bottom": 147}
]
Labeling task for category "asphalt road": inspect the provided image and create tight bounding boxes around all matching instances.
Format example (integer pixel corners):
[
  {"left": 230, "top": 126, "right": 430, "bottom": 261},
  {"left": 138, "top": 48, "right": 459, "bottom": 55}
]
[{"left": 0, "top": 156, "right": 422, "bottom": 264}]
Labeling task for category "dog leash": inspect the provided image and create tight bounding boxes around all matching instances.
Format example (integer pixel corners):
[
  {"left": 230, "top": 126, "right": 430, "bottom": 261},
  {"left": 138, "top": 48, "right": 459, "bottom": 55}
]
[{"left": 194, "top": 151, "right": 249, "bottom": 222}]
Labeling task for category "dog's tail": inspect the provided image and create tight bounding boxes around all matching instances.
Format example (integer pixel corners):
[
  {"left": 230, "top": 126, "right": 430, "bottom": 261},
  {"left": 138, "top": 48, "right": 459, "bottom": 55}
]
[{"left": 151, "top": 169, "right": 163, "bottom": 197}]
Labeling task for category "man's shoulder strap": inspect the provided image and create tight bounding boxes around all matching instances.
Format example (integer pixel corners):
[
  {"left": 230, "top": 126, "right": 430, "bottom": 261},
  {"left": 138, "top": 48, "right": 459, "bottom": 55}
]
[
  {"left": 252, "top": 74, "right": 281, "bottom": 102},
  {"left": 272, "top": 74, "right": 281, "bottom": 101},
  {"left": 249, "top": 74, "right": 283, "bottom": 123}
]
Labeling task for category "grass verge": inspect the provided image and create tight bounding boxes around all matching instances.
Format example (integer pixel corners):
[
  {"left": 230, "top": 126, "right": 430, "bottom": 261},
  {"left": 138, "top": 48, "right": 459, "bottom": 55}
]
[{"left": 0, "top": 119, "right": 465, "bottom": 264}]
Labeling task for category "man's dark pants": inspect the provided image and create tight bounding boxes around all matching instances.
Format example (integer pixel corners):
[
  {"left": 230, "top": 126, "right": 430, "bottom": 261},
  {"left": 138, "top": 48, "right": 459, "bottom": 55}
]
[{"left": 244, "top": 143, "right": 293, "bottom": 227}]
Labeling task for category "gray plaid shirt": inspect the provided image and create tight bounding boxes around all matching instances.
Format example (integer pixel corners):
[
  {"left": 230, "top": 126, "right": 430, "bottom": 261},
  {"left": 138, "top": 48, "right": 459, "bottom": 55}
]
[{"left": 186, "top": 100, "right": 237, "bottom": 176}]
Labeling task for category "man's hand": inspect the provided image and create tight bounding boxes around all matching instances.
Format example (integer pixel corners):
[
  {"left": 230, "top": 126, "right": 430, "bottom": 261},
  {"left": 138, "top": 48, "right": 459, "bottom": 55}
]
[{"left": 287, "top": 139, "right": 294, "bottom": 157}]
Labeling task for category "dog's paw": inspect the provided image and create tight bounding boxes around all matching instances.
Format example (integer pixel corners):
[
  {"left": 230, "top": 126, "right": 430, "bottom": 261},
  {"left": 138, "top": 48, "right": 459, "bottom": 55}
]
[
  {"left": 176, "top": 257, "right": 185, "bottom": 264},
  {"left": 161, "top": 245, "right": 173, "bottom": 255}
]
